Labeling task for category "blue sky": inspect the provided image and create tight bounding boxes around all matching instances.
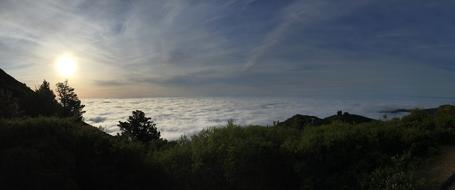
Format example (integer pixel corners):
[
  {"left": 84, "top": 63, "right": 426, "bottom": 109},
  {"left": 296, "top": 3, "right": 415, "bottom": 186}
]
[{"left": 1, "top": 0, "right": 454, "bottom": 98}]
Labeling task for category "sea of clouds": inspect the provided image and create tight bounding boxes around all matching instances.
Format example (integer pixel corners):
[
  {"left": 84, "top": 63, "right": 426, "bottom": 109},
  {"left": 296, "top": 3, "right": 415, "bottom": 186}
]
[{"left": 83, "top": 97, "right": 454, "bottom": 140}]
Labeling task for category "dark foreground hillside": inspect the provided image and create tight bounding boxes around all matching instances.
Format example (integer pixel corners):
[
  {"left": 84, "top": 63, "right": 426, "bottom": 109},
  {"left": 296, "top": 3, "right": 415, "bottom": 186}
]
[
  {"left": 0, "top": 118, "right": 168, "bottom": 190},
  {"left": 0, "top": 106, "right": 454, "bottom": 190}
]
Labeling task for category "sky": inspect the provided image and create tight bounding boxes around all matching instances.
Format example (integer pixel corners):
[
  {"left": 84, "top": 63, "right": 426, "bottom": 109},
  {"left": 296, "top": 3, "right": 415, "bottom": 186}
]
[{"left": 1, "top": 0, "right": 455, "bottom": 98}]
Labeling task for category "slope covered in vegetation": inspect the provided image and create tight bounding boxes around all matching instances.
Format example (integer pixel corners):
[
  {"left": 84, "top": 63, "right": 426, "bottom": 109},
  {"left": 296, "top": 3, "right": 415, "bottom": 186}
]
[
  {"left": 0, "top": 106, "right": 454, "bottom": 190},
  {"left": 0, "top": 117, "right": 167, "bottom": 190},
  {"left": 0, "top": 68, "right": 37, "bottom": 116}
]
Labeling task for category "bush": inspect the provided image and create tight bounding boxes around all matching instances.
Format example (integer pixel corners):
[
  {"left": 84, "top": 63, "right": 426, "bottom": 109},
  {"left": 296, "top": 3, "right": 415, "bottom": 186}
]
[{"left": 154, "top": 105, "right": 455, "bottom": 189}]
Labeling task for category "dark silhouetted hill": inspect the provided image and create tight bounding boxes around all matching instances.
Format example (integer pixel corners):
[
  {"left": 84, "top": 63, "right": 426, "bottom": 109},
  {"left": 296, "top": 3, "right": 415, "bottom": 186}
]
[
  {"left": 323, "top": 111, "right": 375, "bottom": 124},
  {"left": 380, "top": 105, "right": 454, "bottom": 116},
  {"left": 0, "top": 68, "right": 35, "bottom": 97},
  {"left": 0, "top": 117, "right": 167, "bottom": 189},
  {"left": 278, "top": 114, "right": 323, "bottom": 129},
  {"left": 278, "top": 111, "right": 376, "bottom": 129},
  {"left": 0, "top": 68, "right": 38, "bottom": 116},
  {"left": 0, "top": 68, "right": 70, "bottom": 117}
]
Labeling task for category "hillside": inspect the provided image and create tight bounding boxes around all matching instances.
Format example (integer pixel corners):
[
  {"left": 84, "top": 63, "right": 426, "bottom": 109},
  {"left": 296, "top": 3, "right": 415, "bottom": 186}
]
[
  {"left": 0, "top": 107, "right": 454, "bottom": 190},
  {"left": 0, "top": 68, "right": 38, "bottom": 116},
  {"left": 0, "top": 117, "right": 166, "bottom": 189},
  {"left": 278, "top": 111, "right": 375, "bottom": 129},
  {"left": 0, "top": 68, "right": 69, "bottom": 118},
  {"left": 0, "top": 68, "right": 35, "bottom": 97}
]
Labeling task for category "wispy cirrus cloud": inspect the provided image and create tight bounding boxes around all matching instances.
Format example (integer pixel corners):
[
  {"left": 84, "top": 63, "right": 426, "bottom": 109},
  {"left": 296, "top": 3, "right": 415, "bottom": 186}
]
[{"left": 0, "top": 0, "right": 454, "bottom": 98}]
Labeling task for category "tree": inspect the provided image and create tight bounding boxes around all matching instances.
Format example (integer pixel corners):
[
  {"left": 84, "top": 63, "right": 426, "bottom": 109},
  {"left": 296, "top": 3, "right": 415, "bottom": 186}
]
[
  {"left": 56, "top": 80, "right": 85, "bottom": 120},
  {"left": 118, "top": 110, "right": 161, "bottom": 143},
  {"left": 35, "top": 80, "right": 60, "bottom": 116}
]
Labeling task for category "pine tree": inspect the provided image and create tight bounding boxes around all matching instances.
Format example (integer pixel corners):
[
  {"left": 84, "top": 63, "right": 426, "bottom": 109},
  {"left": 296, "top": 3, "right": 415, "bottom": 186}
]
[
  {"left": 118, "top": 110, "right": 161, "bottom": 143},
  {"left": 56, "top": 80, "right": 85, "bottom": 120},
  {"left": 35, "top": 80, "right": 60, "bottom": 116}
]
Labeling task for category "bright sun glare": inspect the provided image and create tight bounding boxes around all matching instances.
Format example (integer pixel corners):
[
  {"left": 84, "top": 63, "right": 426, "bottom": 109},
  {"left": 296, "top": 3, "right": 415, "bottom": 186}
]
[{"left": 56, "top": 53, "right": 77, "bottom": 77}]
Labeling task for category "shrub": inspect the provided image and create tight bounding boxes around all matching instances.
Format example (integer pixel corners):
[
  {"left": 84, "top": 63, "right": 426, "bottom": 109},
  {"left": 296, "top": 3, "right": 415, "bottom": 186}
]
[{"left": 118, "top": 110, "right": 162, "bottom": 144}]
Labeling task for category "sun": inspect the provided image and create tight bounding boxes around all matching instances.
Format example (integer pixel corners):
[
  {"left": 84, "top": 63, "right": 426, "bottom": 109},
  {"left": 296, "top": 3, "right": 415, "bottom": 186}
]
[{"left": 56, "top": 53, "right": 77, "bottom": 77}]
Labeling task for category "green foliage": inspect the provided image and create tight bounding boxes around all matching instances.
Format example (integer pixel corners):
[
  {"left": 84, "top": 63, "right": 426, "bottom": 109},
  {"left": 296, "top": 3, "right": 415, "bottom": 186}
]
[
  {"left": 0, "top": 105, "right": 453, "bottom": 190},
  {"left": 273, "top": 123, "right": 434, "bottom": 190},
  {"left": 400, "top": 105, "right": 455, "bottom": 144},
  {"left": 56, "top": 80, "right": 85, "bottom": 120},
  {"left": 154, "top": 125, "right": 301, "bottom": 190},
  {"left": 154, "top": 105, "right": 454, "bottom": 190},
  {"left": 118, "top": 110, "right": 161, "bottom": 143},
  {"left": 366, "top": 154, "right": 420, "bottom": 190}
]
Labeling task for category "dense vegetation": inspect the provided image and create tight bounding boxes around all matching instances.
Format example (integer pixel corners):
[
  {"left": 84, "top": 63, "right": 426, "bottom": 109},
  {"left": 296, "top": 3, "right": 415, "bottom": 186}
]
[
  {"left": 0, "top": 106, "right": 454, "bottom": 190},
  {"left": 0, "top": 117, "right": 167, "bottom": 190}
]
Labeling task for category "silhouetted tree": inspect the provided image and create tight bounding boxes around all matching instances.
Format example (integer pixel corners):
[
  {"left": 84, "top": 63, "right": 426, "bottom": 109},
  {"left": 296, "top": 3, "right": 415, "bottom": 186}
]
[
  {"left": 118, "top": 110, "right": 161, "bottom": 143},
  {"left": 35, "top": 80, "right": 60, "bottom": 116},
  {"left": 56, "top": 80, "right": 85, "bottom": 120}
]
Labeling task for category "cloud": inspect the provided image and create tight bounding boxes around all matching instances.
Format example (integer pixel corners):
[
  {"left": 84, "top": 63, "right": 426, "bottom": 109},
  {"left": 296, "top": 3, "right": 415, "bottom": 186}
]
[
  {"left": 93, "top": 80, "right": 129, "bottom": 87},
  {"left": 83, "top": 96, "right": 455, "bottom": 140},
  {"left": 244, "top": 0, "right": 372, "bottom": 70},
  {"left": 87, "top": 116, "right": 107, "bottom": 123},
  {"left": 1, "top": 0, "right": 455, "bottom": 98}
]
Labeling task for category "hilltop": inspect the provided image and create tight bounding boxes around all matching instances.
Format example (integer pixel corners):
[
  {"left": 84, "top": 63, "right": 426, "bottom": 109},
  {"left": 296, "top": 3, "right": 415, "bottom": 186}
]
[{"left": 278, "top": 111, "right": 375, "bottom": 129}]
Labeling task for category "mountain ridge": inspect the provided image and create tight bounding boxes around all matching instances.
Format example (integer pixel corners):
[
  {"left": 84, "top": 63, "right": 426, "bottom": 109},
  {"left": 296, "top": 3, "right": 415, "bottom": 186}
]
[
  {"left": 278, "top": 111, "right": 376, "bottom": 129},
  {"left": 0, "top": 68, "right": 35, "bottom": 97}
]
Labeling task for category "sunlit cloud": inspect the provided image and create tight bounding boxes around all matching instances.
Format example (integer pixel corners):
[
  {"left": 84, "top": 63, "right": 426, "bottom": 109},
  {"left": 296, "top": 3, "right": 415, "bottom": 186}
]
[{"left": 84, "top": 96, "right": 454, "bottom": 139}]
